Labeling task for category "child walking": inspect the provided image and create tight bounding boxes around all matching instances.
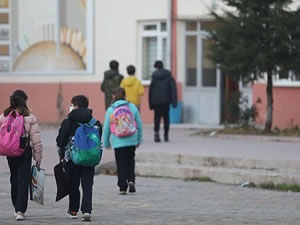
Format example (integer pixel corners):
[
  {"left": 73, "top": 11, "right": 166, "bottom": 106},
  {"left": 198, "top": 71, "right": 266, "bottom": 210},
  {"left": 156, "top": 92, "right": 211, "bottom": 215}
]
[
  {"left": 103, "top": 87, "right": 142, "bottom": 194},
  {"left": 0, "top": 90, "right": 43, "bottom": 221},
  {"left": 56, "top": 95, "right": 102, "bottom": 221},
  {"left": 120, "top": 65, "right": 144, "bottom": 110}
]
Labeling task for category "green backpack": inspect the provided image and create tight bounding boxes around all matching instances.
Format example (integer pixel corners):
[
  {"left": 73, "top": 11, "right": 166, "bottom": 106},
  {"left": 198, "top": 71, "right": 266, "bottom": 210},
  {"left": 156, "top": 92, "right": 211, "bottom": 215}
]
[{"left": 70, "top": 118, "right": 102, "bottom": 167}]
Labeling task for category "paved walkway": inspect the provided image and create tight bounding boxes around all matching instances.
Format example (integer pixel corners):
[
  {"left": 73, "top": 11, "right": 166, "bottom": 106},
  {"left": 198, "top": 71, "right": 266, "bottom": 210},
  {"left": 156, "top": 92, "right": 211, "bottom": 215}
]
[
  {"left": 0, "top": 126, "right": 300, "bottom": 224},
  {"left": 139, "top": 126, "right": 300, "bottom": 162},
  {"left": 1, "top": 125, "right": 300, "bottom": 175},
  {"left": 0, "top": 173, "right": 299, "bottom": 225}
]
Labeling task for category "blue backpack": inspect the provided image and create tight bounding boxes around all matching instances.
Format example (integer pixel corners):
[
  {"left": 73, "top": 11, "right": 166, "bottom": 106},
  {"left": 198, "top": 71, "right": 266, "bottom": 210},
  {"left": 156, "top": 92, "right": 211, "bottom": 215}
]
[{"left": 70, "top": 118, "right": 102, "bottom": 167}]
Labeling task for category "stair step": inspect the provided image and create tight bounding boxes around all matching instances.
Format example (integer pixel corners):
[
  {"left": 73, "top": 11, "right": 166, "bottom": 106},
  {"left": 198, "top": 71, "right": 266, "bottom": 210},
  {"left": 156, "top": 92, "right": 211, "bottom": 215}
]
[
  {"left": 136, "top": 162, "right": 300, "bottom": 185},
  {"left": 136, "top": 153, "right": 300, "bottom": 173}
]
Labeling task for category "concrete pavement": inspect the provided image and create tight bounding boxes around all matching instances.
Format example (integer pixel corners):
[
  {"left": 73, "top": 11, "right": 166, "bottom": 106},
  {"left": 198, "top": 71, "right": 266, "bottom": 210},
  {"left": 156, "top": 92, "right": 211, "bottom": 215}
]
[
  {"left": 0, "top": 125, "right": 300, "bottom": 185},
  {"left": 0, "top": 173, "right": 300, "bottom": 225},
  {"left": 135, "top": 126, "right": 300, "bottom": 185}
]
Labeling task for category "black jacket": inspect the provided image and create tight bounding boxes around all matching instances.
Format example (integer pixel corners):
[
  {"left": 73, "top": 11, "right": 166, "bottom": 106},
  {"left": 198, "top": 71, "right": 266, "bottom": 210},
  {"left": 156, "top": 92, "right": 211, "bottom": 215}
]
[
  {"left": 149, "top": 69, "right": 177, "bottom": 110},
  {"left": 56, "top": 108, "right": 102, "bottom": 152}
]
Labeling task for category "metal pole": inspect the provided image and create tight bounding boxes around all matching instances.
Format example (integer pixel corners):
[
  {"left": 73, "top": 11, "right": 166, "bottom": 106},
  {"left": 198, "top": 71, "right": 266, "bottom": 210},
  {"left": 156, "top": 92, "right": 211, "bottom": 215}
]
[
  {"left": 167, "top": 0, "right": 172, "bottom": 70},
  {"left": 56, "top": 0, "right": 60, "bottom": 56}
]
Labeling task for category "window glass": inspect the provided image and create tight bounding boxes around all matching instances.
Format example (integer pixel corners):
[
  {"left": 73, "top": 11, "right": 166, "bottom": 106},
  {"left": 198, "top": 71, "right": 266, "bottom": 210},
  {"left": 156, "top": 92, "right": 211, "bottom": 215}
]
[
  {"left": 0, "top": 28, "right": 9, "bottom": 40},
  {"left": 0, "top": 0, "right": 9, "bottom": 8},
  {"left": 186, "top": 22, "right": 197, "bottom": 31},
  {"left": 202, "top": 39, "right": 216, "bottom": 87},
  {"left": 142, "top": 37, "right": 157, "bottom": 80},
  {"left": 0, "top": 13, "right": 8, "bottom": 24},
  {"left": 162, "top": 38, "right": 167, "bottom": 67},
  {"left": 0, "top": 0, "right": 94, "bottom": 74},
  {"left": 161, "top": 22, "right": 167, "bottom": 32},
  {"left": 186, "top": 36, "right": 197, "bottom": 87},
  {"left": 144, "top": 25, "right": 157, "bottom": 31},
  {"left": 200, "top": 21, "right": 217, "bottom": 32}
]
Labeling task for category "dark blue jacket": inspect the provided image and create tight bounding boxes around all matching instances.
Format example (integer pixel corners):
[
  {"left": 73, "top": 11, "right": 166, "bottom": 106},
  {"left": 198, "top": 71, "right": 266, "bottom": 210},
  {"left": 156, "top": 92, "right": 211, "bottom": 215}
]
[{"left": 149, "top": 69, "right": 177, "bottom": 109}]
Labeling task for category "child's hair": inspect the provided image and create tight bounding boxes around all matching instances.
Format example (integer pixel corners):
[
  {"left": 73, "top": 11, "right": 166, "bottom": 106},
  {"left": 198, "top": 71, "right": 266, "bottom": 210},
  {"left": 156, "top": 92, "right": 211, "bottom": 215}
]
[
  {"left": 127, "top": 65, "right": 136, "bottom": 76},
  {"left": 109, "top": 60, "right": 119, "bottom": 71},
  {"left": 4, "top": 90, "right": 30, "bottom": 116},
  {"left": 154, "top": 60, "right": 164, "bottom": 69},
  {"left": 71, "top": 95, "right": 89, "bottom": 108},
  {"left": 113, "top": 87, "right": 126, "bottom": 103}
]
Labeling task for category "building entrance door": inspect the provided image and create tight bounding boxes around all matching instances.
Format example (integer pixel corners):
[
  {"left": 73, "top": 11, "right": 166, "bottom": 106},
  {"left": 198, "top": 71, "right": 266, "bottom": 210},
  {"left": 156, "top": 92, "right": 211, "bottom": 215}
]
[{"left": 183, "top": 21, "right": 221, "bottom": 124}]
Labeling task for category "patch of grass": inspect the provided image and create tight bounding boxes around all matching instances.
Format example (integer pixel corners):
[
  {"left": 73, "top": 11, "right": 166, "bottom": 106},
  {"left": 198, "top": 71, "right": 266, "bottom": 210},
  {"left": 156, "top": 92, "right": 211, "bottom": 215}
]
[
  {"left": 259, "top": 183, "right": 300, "bottom": 192},
  {"left": 184, "top": 177, "right": 214, "bottom": 183},
  {"left": 248, "top": 182, "right": 300, "bottom": 192},
  {"left": 193, "top": 125, "right": 300, "bottom": 137}
]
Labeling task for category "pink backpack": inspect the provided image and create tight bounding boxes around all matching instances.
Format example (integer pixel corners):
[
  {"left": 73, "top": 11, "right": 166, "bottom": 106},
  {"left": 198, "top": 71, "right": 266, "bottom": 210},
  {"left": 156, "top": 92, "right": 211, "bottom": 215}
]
[
  {"left": 0, "top": 111, "right": 26, "bottom": 157},
  {"left": 110, "top": 105, "right": 137, "bottom": 137}
]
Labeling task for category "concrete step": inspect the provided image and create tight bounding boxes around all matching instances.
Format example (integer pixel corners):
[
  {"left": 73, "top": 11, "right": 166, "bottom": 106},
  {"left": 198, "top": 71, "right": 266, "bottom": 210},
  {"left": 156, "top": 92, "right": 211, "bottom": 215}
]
[
  {"left": 135, "top": 152, "right": 300, "bottom": 185},
  {"left": 136, "top": 153, "right": 300, "bottom": 173},
  {"left": 136, "top": 162, "right": 300, "bottom": 185}
]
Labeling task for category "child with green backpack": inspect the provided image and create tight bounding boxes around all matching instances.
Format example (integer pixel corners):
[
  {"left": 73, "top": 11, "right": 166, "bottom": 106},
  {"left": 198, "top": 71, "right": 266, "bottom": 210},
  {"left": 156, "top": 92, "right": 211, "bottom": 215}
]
[{"left": 56, "top": 95, "right": 102, "bottom": 221}]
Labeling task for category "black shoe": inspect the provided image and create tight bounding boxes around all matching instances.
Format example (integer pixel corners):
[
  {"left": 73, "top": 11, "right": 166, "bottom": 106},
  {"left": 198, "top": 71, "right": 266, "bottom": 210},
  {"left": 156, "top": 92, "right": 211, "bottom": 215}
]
[
  {"left": 128, "top": 182, "right": 136, "bottom": 193},
  {"left": 154, "top": 133, "right": 161, "bottom": 142},
  {"left": 164, "top": 134, "right": 169, "bottom": 142},
  {"left": 119, "top": 190, "right": 127, "bottom": 195}
]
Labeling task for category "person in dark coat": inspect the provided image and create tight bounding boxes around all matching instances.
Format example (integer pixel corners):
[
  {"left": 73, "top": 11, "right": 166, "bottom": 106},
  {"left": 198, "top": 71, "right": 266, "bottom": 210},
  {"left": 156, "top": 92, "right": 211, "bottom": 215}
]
[
  {"left": 56, "top": 95, "right": 102, "bottom": 221},
  {"left": 149, "top": 60, "right": 177, "bottom": 142},
  {"left": 101, "top": 60, "right": 124, "bottom": 109}
]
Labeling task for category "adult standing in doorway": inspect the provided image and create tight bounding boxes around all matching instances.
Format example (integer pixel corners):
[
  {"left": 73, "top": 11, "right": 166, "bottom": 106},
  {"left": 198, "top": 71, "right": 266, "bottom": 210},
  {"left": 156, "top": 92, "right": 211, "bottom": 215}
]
[
  {"left": 101, "top": 60, "right": 124, "bottom": 109},
  {"left": 149, "top": 60, "right": 177, "bottom": 142}
]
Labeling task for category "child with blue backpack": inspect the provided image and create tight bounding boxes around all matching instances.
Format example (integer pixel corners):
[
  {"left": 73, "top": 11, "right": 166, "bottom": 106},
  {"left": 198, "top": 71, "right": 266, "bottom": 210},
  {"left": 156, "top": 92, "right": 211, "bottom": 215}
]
[
  {"left": 56, "top": 95, "right": 102, "bottom": 221},
  {"left": 103, "top": 87, "right": 142, "bottom": 195}
]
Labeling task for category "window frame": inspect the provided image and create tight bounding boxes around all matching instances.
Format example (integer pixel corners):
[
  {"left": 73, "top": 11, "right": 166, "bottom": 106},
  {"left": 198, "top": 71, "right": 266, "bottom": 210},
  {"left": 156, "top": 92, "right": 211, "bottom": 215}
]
[
  {"left": 138, "top": 21, "right": 168, "bottom": 84},
  {"left": 184, "top": 20, "right": 218, "bottom": 90},
  {"left": 0, "top": 0, "right": 95, "bottom": 76}
]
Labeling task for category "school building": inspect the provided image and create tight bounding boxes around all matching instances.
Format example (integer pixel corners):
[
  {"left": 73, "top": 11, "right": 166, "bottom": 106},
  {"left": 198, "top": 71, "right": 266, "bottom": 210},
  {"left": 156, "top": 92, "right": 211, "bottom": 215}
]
[{"left": 0, "top": 0, "right": 299, "bottom": 128}]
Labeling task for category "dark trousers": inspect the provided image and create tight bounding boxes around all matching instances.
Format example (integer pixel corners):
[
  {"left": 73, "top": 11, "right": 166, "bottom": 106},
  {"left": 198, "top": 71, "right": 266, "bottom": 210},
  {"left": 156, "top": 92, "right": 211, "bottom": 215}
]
[
  {"left": 67, "top": 161, "right": 95, "bottom": 214},
  {"left": 114, "top": 146, "right": 136, "bottom": 191},
  {"left": 7, "top": 149, "right": 32, "bottom": 213},
  {"left": 154, "top": 104, "right": 170, "bottom": 134}
]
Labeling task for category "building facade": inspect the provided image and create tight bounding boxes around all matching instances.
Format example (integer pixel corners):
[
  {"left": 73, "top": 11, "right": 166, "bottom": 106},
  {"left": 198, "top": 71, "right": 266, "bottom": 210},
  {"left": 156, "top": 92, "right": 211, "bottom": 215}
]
[{"left": 0, "top": 0, "right": 299, "bottom": 128}]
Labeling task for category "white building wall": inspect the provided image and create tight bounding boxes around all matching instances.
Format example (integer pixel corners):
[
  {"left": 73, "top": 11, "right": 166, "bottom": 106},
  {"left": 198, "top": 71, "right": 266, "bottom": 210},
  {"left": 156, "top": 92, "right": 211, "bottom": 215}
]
[{"left": 1, "top": 0, "right": 300, "bottom": 83}]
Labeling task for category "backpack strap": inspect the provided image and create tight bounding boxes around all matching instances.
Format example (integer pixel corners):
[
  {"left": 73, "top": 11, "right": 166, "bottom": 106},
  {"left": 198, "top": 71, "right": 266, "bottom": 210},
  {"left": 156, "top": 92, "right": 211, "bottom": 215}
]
[
  {"left": 87, "top": 118, "right": 97, "bottom": 127},
  {"left": 77, "top": 118, "right": 97, "bottom": 127}
]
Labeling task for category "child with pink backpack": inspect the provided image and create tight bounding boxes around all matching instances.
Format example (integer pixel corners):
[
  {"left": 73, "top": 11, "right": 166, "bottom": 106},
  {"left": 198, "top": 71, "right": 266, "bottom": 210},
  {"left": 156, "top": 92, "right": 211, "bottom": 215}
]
[
  {"left": 103, "top": 87, "right": 143, "bottom": 195},
  {"left": 0, "top": 90, "right": 43, "bottom": 221}
]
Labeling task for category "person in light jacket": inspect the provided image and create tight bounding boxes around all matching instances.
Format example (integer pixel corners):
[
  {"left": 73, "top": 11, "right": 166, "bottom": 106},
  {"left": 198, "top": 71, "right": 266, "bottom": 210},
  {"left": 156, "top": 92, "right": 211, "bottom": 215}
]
[
  {"left": 0, "top": 90, "right": 42, "bottom": 221},
  {"left": 103, "top": 87, "right": 143, "bottom": 195}
]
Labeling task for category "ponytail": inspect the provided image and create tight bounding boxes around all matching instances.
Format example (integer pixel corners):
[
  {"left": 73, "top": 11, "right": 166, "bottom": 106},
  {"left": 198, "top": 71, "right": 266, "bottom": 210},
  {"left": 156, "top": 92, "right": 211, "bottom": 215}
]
[{"left": 4, "top": 90, "right": 30, "bottom": 117}]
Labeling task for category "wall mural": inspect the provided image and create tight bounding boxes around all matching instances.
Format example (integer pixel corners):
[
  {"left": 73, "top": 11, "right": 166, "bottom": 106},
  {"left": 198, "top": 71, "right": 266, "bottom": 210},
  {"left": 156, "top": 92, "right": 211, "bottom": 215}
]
[{"left": 0, "top": 0, "right": 92, "bottom": 73}]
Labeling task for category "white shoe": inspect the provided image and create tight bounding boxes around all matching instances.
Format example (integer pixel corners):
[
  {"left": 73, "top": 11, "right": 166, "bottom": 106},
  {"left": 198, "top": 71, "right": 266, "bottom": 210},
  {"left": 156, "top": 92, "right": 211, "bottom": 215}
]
[
  {"left": 82, "top": 213, "right": 91, "bottom": 221},
  {"left": 16, "top": 212, "right": 25, "bottom": 221}
]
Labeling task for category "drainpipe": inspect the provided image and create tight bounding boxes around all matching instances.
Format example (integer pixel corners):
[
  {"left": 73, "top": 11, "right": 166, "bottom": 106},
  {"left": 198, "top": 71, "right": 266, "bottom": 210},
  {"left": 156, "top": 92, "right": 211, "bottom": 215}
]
[
  {"left": 56, "top": 0, "right": 60, "bottom": 56},
  {"left": 167, "top": 0, "right": 172, "bottom": 71},
  {"left": 167, "top": 0, "right": 177, "bottom": 79}
]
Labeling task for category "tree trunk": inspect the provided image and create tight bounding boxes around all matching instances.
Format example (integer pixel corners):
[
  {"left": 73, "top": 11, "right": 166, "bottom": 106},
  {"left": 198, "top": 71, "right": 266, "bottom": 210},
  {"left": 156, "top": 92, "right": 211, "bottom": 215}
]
[{"left": 265, "top": 71, "right": 273, "bottom": 132}]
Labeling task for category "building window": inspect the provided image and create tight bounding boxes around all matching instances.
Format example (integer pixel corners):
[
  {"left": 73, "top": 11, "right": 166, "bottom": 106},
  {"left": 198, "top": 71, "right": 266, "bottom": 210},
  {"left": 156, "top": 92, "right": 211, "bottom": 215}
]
[
  {"left": 0, "top": 0, "right": 94, "bottom": 74},
  {"left": 185, "top": 20, "right": 217, "bottom": 88},
  {"left": 185, "top": 35, "right": 197, "bottom": 87},
  {"left": 202, "top": 39, "right": 216, "bottom": 87},
  {"left": 140, "top": 22, "right": 167, "bottom": 81}
]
